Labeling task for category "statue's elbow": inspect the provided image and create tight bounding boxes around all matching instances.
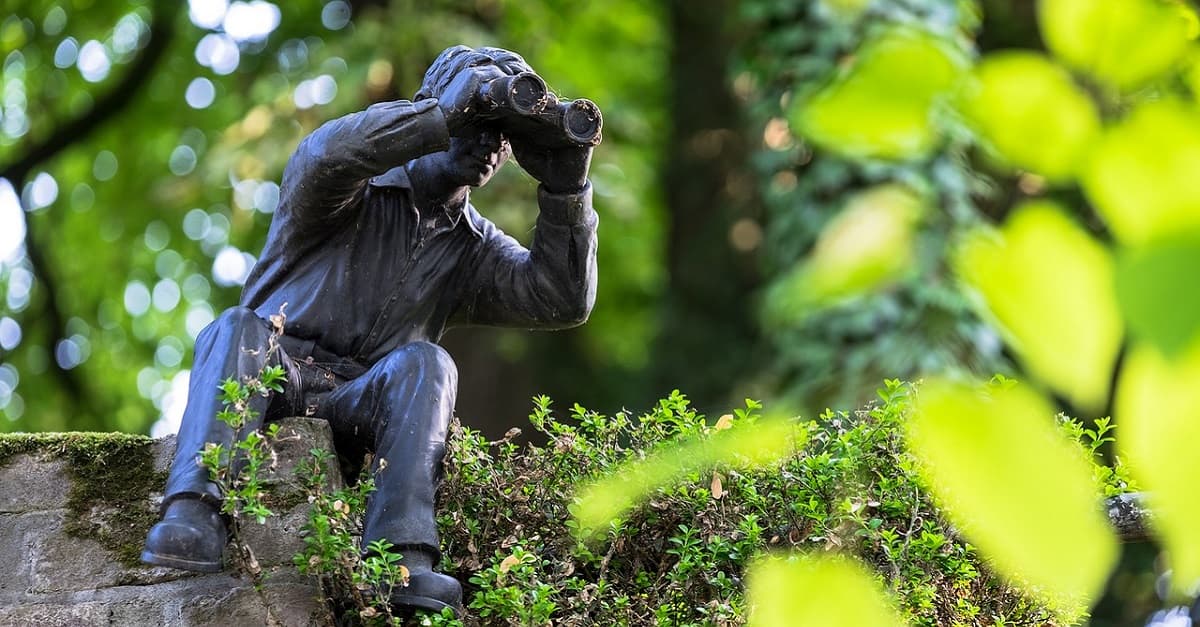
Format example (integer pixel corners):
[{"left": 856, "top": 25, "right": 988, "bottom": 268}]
[
  {"left": 554, "top": 290, "right": 594, "bottom": 328},
  {"left": 567, "top": 302, "right": 594, "bottom": 327}
]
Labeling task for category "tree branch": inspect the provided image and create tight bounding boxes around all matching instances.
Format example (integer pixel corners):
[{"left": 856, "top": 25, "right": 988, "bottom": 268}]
[
  {"left": 1, "top": 4, "right": 179, "bottom": 417},
  {"left": 19, "top": 207, "right": 85, "bottom": 407},
  {"left": 0, "top": 6, "right": 177, "bottom": 184}
]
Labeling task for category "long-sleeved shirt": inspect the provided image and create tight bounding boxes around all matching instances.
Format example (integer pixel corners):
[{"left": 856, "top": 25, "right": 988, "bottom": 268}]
[{"left": 240, "top": 98, "right": 598, "bottom": 367}]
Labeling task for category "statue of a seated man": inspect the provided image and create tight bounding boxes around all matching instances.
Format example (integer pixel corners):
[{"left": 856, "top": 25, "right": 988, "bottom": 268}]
[{"left": 141, "top": 45, "right": 599, "bottom": 615}]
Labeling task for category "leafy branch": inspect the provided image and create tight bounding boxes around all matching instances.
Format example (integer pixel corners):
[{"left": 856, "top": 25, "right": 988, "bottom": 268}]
[{"left": 198, "top": 306, "right": 287, "bottom": 586}]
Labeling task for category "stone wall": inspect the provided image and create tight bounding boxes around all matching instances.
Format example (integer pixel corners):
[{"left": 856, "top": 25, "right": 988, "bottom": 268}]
[{"left": 0, "top": 418, "right": 339, "bottom": 626}]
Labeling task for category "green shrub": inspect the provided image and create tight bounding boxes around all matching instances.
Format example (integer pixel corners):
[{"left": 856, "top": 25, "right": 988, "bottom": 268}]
[{"left": 431, "top": 383, "right": 1128, "bottom": 626}]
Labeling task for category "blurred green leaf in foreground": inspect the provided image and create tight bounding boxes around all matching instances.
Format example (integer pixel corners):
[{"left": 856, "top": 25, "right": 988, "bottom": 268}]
[
  {"left": 909, "top": 378, "right": 1118, "bottom": 616},
  {"left": 747, "top": 554, "right": 903, "bottom": 627}
]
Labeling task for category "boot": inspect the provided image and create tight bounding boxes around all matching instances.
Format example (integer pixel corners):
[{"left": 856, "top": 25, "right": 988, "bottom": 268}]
[
  {"left": 385, "top": 546, "right": 463, "bottom": 617},
  {"left": 141, "top": 498, "right": 227, "bottom": 572}
]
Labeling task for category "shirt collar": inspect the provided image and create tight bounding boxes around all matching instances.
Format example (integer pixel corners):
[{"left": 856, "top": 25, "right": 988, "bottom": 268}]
[{"left": 371, "top": 165, "right": 483, "bottom": 239}]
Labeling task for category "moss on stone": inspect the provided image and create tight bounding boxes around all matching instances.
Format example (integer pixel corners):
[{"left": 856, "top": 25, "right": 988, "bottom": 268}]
[
  {"left": 0, "top": 431, "right": 164, "bottom": 568},
  {"left": 0, "top": 431, "right": 153, "bottom": 467},
  {"left": 262, "top": 485, "right": 310, "bottom": 513}
]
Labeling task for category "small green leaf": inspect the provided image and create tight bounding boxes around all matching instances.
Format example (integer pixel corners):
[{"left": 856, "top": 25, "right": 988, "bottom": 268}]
[
  {"left": 908, "top": 378, "right": 1118, "bottom": 610},
  {"left": 747, "top": 554, "right": 904, "bottom": 626},
  {"left": 1082, "top": 100, "right": 1200, "bottom": 246},
  {"left": 959, "top": 52, "right": 1099, "bottom": 181},
  {"left": 1115, "top": 237, "right": 1200, "bottom": 357},
  {"left": 955, "top": 202, "right": 1123, "bottom": 412},
  {"left": 789, "top": 28, "right": 965, "bottom": 160},
  {"left": 1117, "top": 343, "right": 1200, "bottom": 592},
  {"left": 219, "top": 378, "right": 243, "bottom": 403},
  {"left": 1040, "top": 0, "right": 1192, "bottom": 90}
]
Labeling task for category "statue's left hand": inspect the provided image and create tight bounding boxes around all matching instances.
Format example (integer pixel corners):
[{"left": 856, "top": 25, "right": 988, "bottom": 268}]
[{"left": 511, "top": 141, "right": 592, "bottom": 195}]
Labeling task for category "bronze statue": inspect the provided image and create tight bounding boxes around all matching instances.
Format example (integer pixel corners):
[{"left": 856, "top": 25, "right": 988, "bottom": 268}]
[{"left": 141, "top": 45, "right": 601, "bottom": 616}]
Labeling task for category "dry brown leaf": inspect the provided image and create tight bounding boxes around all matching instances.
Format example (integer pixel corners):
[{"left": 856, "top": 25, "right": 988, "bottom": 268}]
[
  {"left": 499, "top": 554, "right": 522, "bottom": 574},
  {"left": 714, "top": 414, "right": 734, "bottom": 430},
  {"left": 710, "top": 472, "right": 725, "bottom": 499}
]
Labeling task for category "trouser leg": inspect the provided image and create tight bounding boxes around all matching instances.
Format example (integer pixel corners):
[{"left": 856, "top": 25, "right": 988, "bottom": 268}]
[
  {"left": 162, "top": 306, "right": 281, "bottom": 510},
  {"left": 321, "top": 341, "right": 458, "bottom": 555}
]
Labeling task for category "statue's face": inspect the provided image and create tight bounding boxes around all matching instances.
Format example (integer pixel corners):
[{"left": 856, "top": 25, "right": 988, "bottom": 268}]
[{"left": 443, "top": 125, "right": 510, "bottom": 188}]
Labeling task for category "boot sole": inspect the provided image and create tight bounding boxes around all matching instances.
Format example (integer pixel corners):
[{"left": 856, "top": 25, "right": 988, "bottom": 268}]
[{"left": 140, "top": 550, "right": 223, "bottom": 573}]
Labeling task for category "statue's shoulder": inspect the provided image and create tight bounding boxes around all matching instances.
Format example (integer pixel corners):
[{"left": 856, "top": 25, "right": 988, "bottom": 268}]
[{"left": 367, "top": 165, "right": 411, "bottom": 189}]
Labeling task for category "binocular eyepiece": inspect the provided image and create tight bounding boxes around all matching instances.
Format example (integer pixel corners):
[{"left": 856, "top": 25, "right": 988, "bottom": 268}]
[{"left": 478, "top": 72, "right": 603, "bottom": 147}]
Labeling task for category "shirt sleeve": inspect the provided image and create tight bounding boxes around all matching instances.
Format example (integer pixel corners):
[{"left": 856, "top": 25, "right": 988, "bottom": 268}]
[
  {"left": 456, "top": 183, "right": 599, "bottom": 329},
  {"left": 278, "top": 99, "right": 450, "bottom": 226}
]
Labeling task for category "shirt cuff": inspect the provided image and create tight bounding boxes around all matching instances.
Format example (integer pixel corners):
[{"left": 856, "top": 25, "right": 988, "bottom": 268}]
[
  {"left": 412, "top": 98, "right": 451, "bottom": 154},
  {"left": 537, "top": 181, "right": 594, "bottom": 225}
]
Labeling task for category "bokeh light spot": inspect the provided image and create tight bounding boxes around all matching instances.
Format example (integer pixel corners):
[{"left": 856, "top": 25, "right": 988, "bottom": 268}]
[
  {"left": 6, "top": 268, "right": 33, "bottom": 311},
  {"left": 54, "top": 336, "right": 86, "bottom": 369},
  {"left": 223, "top": 1, "right": 281, "bottom": 43},
  {"left": 70, "top": 183, "right": 95, "bottom": 212},
  {"left": 212, "top": 245, "right": 252, "bottom": 286},
  {"left": 144, "top": 220, "right": 170, "bottom": 251},
  {"left": 195, "top": 33, "right": 240, "bottom": 75},
  {"left": 183, "top": 208, "right": 212, "bottom": 240},
  {"left": 151, "top": 370, "right": 191, "bottom": 437},
  {"left": 155, "top": 336, "right": 185, "bottom": 368},
  {"left": 182, "top": 273, "right": 212, "bottom": 303},
  {"left": 185, "top": 77, "right": 215, "bottom": 109},
  {"left": 189, "top": 0, "right": 229, "bottom": 30},
  {"left": 186, "top": 304, "right": 215, "bottom": 338},
  {"left": 321, "top": 1, "right": 351, "bottom": 30},
  {"left": 124, "top": 281, "right": 151, "bottom": 316},
  {"left": 0, "top": 317, "right": 21, "bottom": 350},
  {"left": 0, "top": 180, "right": 26, "bottom": 263},
  {"left": 27, "top": 172, "right": 59, "bottom": 209},
  {"left": 254, "top": 181, "right": 280, "bottom": 213},
  {"left": 169, "top": 144, "right": 198, "bottom": 175},
  {"left": 152, "top": 278, "right": 181, "bottom": 312},
  {"left": 53, "top": 37, "right": 78, "bottom": 68},
  {"left": 43, "top": 7, "right": 68, "bottom": 36},
  {"left": 77, "top": 40, "right": 111, "bottom": 82},
  {"left": 93, "top": 150, "right": 118, "bottom": 181}
]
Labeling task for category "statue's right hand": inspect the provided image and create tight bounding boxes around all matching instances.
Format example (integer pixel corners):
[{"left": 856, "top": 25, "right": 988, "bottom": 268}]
[{"left": 438, "top": 65, "right": 506, "bottom": 136}]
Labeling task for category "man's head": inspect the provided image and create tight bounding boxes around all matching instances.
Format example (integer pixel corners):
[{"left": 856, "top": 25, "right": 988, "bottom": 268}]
[
  {"left": 415, "top": 45, "right": 533, "bottom": 102},
  {"left": 413, "top": 46, "right": 531, "bottom": 190}
]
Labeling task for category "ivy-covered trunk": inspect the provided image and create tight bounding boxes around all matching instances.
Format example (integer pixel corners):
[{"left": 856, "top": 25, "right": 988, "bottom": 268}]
[{"left": 737, "top": 0, "right": 1008, "bottom": 413}]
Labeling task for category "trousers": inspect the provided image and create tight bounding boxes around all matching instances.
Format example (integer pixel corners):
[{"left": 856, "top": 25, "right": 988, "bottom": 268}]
[{"left": 162, "top": 306, "right": 458, "bottom": 556}]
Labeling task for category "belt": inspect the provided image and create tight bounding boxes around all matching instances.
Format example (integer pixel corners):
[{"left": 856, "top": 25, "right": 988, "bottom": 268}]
[{"left": 276, "top": 334, "right": 368, "bottom": 380}]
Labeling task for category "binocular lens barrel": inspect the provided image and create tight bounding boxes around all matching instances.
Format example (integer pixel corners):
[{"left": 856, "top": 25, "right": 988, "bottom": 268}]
[
  {"left": 559, "top": 99, "right": 602, "bottom": 145},
  {"left": 481, "top": 72, "right": 549, "bottom": 115},
  {"left": 480, "top": 73, "right": 603, "bottom": 146}
]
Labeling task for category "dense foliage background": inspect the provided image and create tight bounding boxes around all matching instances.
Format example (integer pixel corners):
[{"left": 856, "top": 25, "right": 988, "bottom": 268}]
[{"left": 0, "top": 0, "right": 1017, "bottom": 438}]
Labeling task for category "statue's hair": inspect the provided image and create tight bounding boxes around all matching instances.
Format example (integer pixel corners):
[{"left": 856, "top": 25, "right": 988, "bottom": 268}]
[{"left": 414, "top": 45, "right": 533, "bottom": 101}]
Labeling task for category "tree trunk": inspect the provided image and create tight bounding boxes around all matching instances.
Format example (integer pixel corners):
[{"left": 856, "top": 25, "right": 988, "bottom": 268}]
[{"left": 651, "top": 0, "right": 761, "bottom": 413}]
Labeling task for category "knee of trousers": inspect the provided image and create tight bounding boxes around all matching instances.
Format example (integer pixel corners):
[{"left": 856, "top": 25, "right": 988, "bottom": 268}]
[
  {"left": 198, "top": 306, "right": 265, "bottom": 345},
  {"left": 383, "top": 341, "right": 458, "bottom": 389}
]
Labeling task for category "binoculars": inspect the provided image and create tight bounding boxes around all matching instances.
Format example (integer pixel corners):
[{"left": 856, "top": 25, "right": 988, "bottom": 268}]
[{"left": 478, "top": 72, "right": 603, "bottom": 147}]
